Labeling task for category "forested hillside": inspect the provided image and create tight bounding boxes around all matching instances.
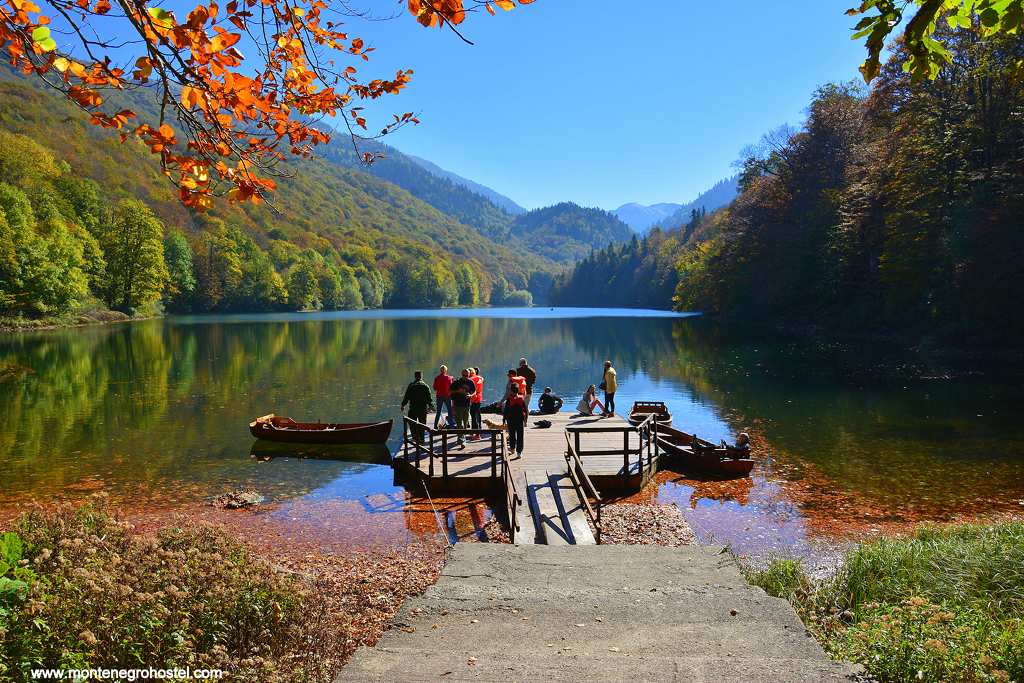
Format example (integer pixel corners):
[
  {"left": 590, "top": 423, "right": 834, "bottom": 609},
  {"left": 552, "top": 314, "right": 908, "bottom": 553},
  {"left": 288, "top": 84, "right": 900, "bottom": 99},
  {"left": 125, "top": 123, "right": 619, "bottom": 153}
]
[
  {"left": 320, "top": 138, "right": 517, "bottom": 241},
  {"left": 324, "top": 140, "right": 632, "bottom": 262},
  {"left": 677, "top": 28, "right": 1023, "bottom": 341},
  {"left": 658, "top": 177, "right": 738, "bottom": 231},
  {"left": 549, "top": 210, "right": 712, "bottom": 308},
  {"left": 509, "top": 203, "right": 633, "bottom": 264},
  {"left": 406, "top": 155, "right": 526, "bottom": 215},
  {"left": 0, "top": 78, "right": 548, "bottom": 320},
  {"left": 554, "top": 27, "right": 1024, "bottom": 344}
]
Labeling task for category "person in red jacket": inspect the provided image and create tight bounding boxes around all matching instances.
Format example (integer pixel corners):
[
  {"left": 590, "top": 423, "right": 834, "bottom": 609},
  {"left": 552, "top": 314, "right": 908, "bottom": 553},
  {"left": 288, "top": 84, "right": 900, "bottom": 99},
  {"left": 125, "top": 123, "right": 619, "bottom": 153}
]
[
  {"left": 502, "top": 382, "right": 528, "bottom": 457},
  {"left": 432, "top": 365, "right": 454, "bottom": 429},
  {"left": 469, "top": 367, "right": 485, "bottom": 437}
]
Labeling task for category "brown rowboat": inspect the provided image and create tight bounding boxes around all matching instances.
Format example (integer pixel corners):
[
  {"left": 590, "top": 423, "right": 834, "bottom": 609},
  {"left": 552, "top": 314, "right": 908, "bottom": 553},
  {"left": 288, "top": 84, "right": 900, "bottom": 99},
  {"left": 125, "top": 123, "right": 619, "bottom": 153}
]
[
  {"left": 249, "top": 414, "right": 393, "bottom": 445},
  {"left": 655, "top": 424, "right": 754, "bottom": 478},
  {"left": 628, "top": 401, "right": 673, "bottom": 427}
]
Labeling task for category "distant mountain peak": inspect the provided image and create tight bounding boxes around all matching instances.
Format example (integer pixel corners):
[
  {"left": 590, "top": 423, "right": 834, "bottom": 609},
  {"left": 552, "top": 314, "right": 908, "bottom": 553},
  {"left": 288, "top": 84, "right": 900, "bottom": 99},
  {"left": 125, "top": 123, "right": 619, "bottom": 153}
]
[
  {"left": 613, "top": 202, "right": 683, "bottom": 233},
  {"left": 613, "top": 177, "right": 739, "bottom": 234}
]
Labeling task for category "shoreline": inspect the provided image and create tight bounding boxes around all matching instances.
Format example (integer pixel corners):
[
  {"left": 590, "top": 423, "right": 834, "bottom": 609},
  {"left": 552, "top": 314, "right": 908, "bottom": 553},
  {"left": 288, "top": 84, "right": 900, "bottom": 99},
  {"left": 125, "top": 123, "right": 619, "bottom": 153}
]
[{"left": 0, "top": 310, "right": 160, "bottom": 333}]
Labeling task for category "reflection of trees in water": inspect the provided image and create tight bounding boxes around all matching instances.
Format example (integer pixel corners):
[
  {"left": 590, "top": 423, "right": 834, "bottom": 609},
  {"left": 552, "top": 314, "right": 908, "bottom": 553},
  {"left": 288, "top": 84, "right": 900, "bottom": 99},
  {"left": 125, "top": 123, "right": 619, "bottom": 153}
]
[
  {"left": 661, "top": 322, "right": 1024, "bottom": 511},
  {"left": 6, "top": 315, "right": 1020, "bottom": 515},
  {"left": 1, "top": 317, "right": 635, "bottom": 501}
]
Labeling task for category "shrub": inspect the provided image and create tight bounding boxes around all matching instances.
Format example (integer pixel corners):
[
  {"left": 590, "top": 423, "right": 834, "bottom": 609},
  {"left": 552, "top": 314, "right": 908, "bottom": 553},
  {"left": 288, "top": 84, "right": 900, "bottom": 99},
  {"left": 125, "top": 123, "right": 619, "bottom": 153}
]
[
  {"left": 829, "top": 598, "right": 1023, "bottom": 683},
  {"left": 0, "top": 501, "right": 336, "bottom": 682}
]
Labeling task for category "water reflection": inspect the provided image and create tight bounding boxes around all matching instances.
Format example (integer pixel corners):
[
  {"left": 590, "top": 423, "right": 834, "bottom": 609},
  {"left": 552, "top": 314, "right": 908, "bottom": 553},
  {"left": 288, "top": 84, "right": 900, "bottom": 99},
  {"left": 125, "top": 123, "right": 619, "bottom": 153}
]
[{"left": 1, "top": 309, "right": 1022, "bottom": 554}]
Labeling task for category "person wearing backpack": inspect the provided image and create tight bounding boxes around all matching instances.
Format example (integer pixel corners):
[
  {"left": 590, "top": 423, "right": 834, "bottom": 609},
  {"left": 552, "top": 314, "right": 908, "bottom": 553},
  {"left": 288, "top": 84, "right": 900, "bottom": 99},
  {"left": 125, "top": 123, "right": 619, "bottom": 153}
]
[{"left": 502, "top": 383, "right": 528, "bottom": 458}]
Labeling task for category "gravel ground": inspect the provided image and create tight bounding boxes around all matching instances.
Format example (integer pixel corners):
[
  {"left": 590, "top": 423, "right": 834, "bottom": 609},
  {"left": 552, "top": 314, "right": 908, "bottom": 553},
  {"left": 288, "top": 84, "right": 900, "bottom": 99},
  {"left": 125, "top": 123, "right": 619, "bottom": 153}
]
[{"left": 598, "top": 503, "right": 696, "bottom": 546}]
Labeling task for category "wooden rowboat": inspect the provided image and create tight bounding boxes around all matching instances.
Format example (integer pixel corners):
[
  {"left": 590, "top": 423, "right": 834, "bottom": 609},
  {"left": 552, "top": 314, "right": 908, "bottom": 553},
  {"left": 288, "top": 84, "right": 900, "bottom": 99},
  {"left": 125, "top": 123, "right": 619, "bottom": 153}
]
[
  {"left": 628, "top": 401, "right": 673, "bottom": 427},
  {"left": 249, "top": 414, "right": 393, "bottom": 445},
  {"left": 655, "top": 424, "right": 754, "bottom": 477}
]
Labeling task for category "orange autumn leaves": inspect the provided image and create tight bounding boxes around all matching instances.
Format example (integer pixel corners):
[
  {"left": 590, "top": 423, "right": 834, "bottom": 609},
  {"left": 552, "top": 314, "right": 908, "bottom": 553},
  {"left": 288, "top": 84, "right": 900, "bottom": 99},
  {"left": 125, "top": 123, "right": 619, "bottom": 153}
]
[
  {"left": 408, "top": 0, "right": 534, "bottom": 27},
  {"left": 0, "top": 0, "right": 534, "bottom": 209}
]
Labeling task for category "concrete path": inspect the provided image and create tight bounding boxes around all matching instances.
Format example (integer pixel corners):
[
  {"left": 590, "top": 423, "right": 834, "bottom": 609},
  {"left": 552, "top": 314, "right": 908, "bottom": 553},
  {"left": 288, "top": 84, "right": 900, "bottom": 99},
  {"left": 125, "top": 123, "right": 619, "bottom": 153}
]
[{"left": 337, "top": 544, "right": 858, "bottom": 682}]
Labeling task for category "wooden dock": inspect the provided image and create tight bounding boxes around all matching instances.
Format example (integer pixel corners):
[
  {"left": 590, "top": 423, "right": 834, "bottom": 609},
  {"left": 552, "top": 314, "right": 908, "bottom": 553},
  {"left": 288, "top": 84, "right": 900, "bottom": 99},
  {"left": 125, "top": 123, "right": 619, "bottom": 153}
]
[{"left": 392, "top": 411, "right": 660, "bottom": 545}]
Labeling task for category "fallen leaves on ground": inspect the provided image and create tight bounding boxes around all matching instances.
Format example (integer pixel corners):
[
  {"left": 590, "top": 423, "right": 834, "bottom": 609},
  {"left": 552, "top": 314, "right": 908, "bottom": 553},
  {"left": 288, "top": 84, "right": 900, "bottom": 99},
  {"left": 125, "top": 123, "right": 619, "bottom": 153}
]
[{"left": 598, "top": 503, "right": 695, "bottom": 546}]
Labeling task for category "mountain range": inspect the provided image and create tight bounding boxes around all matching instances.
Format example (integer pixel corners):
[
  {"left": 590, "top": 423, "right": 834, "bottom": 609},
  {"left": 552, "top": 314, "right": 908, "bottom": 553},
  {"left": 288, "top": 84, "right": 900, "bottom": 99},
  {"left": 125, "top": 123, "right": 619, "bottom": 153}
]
[
  {"left": 612, "top": 202, "right": 683, "bottom": 233},
  {"left": 613, "top": 177, "right": 739, "bottom": 233}
]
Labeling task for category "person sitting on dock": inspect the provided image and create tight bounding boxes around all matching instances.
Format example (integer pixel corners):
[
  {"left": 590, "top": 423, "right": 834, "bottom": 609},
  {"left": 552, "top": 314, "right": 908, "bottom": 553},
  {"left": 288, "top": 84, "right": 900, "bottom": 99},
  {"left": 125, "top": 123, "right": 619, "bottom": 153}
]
[
  {"left": 538, "top": 387, "right": 563, "bottom": 415},
  {"left": 576, "top": 384, "right": 605, "bottom": 417},
  {"left": 449, "top": 369, "right": 477, "bottom": 448},
  {"left": 469, "top": 367, "right": 485, "bottom": 437},
  {"left": 517, "top": 357, "right": 537, "bottom": 409},
  {"left": 433, "top": 365, "right": 454, "bottom": 429},
  {"left": 400, "top": 371, "right": 434, "bottom": 443},
  {"left": 502, "top": 383, "right": 528, "bottom": 458}
]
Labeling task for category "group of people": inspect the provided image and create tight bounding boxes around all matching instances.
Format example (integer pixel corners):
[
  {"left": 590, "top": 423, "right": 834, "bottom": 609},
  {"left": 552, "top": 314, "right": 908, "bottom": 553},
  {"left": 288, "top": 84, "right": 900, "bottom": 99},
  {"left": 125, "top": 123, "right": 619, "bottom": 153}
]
[{"left": 400, "top": 358, "right": 620, "bottom": 458}]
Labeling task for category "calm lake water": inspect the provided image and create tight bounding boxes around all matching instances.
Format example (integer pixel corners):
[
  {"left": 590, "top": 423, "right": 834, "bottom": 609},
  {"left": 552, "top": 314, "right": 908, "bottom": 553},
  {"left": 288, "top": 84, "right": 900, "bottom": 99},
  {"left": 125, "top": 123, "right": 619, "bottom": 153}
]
[{"left": 2, "top": 308, "right": 1022, "bottom": 557}]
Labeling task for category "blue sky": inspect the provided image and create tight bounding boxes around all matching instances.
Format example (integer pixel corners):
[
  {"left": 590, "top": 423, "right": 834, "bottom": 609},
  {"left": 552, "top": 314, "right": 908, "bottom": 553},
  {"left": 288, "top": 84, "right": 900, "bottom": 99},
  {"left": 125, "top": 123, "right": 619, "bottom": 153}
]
[{"left": 340, "top": 2, "right": 868, "bottom": 210}]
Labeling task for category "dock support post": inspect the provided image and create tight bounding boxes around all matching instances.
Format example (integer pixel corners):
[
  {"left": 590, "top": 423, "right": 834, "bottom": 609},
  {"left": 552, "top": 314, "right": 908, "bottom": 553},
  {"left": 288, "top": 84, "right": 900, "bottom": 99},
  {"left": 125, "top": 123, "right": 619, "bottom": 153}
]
[
  {"left": 490, "top": 432, "right": 497, "bottom": 479},
  {"left": 441, "top": 434, "right": 448, "bottom": 480},
  {"left": 623, "top": 431, "right": 630, "bottom": 485}
]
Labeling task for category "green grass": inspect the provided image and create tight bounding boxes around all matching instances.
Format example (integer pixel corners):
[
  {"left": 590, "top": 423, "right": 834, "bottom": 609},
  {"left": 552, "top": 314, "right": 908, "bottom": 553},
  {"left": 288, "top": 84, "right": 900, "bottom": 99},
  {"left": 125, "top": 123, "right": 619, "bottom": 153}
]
[{"left": 745, "top": 521, "right": 1024, "bottom": 683}]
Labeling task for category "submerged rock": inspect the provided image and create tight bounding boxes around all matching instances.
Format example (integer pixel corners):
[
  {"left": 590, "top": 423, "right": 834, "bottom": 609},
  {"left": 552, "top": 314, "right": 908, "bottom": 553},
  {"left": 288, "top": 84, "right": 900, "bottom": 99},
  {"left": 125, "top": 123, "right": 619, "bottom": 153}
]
[{"left": 211, "top": 489, "right": 265, "bottom": 509}]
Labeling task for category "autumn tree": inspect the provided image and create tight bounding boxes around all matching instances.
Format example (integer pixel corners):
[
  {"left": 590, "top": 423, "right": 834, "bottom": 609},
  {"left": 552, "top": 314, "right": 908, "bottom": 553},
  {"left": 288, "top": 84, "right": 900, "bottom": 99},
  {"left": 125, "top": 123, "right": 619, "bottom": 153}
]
[
  {"left": 0, "top": 0, "right": 534, "bottom": 209},
  {"left": 97, "top": 199, "right": 169, "bottom": 312}
]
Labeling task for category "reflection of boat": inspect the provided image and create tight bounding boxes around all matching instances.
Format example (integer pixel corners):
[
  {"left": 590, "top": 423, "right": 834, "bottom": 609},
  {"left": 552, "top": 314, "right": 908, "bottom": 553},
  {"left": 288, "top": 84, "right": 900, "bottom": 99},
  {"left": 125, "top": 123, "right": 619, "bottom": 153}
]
[
  {"left": 628, "top": 401, "right": 673, "bottom": 427},
  {"left": 249, "top": 440, "right": 392, "bottom": 463},
  {"left": 249, "top": 414, "right": 393, "bottom": 444},
  {"left": 656, "top": 425, "right": 753, "bottom": 477}
]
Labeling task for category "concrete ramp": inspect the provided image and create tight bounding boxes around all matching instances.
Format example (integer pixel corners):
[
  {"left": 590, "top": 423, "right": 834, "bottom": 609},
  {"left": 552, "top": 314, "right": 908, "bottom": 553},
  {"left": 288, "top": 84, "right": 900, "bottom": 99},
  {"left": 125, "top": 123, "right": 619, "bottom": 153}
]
[
  {"left": 511, "top": 467, "right": 595, "bottom": 545},
  {"left": 337, "top": 544, "right": 859, "bottom": 682}
]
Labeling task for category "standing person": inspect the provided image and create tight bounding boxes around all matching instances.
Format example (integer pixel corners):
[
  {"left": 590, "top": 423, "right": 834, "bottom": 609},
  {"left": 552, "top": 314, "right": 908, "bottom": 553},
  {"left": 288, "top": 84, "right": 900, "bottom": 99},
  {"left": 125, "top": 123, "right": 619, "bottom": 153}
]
[
  {"left": 469, "top": 367, "right": 485, "bottom": 436},
  {"left": 503, "top": 368, "right": 526, "bottom": 406},
  {"left": 400, "top": 371, "right": 433, "bottom": 443},
  {"left": 432, "top": 365, "right": 454, "bottom": 429},
  {"left": 602, "top": 360, "right": 618, "bottom": 417},
  {"left": 502, "top": 383, "right": 527, "bottom": 458},
  {"left": 517, "top": 358, "right": 537, "bottom": 409},
  {"left": 450, "top": 368, "right": 477, "bottom": 447},
  {"left": 538, "top": 387, "right": 563, "bottom": 415}
]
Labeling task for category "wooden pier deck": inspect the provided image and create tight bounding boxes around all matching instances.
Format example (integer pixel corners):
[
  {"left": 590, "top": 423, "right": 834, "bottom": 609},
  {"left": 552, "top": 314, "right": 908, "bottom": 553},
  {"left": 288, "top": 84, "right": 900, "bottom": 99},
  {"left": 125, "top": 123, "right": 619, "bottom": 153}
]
[{"left": 392, "top": 411, "right": 660, "bottom": 545}]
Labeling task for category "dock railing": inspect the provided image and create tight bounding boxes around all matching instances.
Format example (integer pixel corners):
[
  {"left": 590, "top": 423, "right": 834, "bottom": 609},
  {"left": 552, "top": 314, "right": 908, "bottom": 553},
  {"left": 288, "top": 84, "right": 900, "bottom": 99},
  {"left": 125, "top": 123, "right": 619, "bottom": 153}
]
[
  {"left": 564, "top": 432, "right": 603, "bottom": 543},
  {"left": 564, "top": 413, "right": 659, "bottom": 485},
  {"left": 401, "top": 416, "right": 508, "bottom": 480},
  {"left": 502, "top": 459, "right": 521, "bottom": 543}
]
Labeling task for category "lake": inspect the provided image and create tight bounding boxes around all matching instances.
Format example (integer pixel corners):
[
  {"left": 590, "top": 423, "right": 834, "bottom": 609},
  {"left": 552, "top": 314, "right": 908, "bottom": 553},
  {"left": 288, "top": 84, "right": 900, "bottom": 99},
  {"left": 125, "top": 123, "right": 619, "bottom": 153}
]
[{"left": 2, "top": 308, "right": 1022, "bottom": 558}]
